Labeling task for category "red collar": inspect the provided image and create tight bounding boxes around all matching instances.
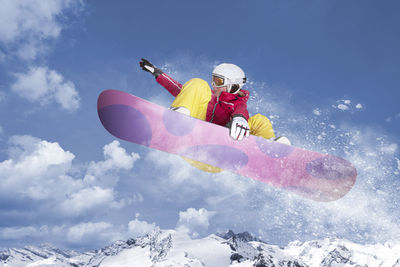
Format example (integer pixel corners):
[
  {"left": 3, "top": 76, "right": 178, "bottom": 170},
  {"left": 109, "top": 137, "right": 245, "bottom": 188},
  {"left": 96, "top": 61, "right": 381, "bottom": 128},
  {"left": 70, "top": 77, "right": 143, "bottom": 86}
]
[{"left": 219, "top": 89, "right": 249, "bottom": 101}]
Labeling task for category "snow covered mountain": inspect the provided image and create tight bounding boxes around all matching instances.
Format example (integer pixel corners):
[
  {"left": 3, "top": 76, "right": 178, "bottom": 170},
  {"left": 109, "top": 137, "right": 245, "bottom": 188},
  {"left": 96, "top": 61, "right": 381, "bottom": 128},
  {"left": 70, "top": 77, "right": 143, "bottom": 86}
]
[{"left": 1, "top": 229, "right": 399, "bottom": 267}]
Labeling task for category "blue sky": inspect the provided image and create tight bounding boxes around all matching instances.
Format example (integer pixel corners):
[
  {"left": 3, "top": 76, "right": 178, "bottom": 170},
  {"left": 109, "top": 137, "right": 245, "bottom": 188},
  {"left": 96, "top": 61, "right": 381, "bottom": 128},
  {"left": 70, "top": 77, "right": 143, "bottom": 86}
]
[{"left": 0, "top": 0, "right": 399, "bottom": 251}]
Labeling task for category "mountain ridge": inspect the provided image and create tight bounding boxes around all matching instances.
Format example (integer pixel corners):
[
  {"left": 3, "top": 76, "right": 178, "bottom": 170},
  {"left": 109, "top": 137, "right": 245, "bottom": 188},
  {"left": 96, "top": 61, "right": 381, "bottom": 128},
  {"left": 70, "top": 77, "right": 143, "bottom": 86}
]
[{"left": 1, "top": 229, "right": 399, "bottom": 266}]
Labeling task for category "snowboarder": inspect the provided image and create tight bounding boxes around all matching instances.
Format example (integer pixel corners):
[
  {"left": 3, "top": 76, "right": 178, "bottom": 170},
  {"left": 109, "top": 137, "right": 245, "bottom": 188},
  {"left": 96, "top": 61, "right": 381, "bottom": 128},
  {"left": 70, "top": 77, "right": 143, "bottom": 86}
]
[{"left": 139, "top": 58, "right": 290, "bottom": 145}]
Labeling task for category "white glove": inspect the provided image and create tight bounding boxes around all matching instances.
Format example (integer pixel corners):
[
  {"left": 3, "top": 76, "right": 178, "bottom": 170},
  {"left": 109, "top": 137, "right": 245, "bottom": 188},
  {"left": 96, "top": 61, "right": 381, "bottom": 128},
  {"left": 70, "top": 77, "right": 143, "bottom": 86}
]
[{"left": 230, "top": 116, "right": 250, "bottom": 141}]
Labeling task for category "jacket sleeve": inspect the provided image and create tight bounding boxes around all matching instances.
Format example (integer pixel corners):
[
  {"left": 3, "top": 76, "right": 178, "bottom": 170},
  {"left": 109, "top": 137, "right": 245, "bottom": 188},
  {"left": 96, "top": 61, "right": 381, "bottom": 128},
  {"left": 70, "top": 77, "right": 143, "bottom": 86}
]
[
  {"left": 156, "top": 73, "right": 182, "bottom": 97},
  {"left": 232, "top": 91, "right": 250, "bottom": 120}
]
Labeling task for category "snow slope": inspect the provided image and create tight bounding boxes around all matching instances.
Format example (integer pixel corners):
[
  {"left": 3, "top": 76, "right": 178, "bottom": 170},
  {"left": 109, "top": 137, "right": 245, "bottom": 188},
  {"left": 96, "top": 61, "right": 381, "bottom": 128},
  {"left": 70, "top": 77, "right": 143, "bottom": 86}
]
[{"left": 1, "top": 229, "right": 399, "bottom": 266}]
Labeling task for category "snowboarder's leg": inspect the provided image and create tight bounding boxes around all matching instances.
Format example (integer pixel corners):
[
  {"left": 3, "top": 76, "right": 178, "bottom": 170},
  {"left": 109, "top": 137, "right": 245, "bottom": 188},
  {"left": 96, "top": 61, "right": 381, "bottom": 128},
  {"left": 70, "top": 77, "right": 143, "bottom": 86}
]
[
  {"left": 249, "top": 114, "right": 291, "bottom": 145},
  {"left": 170, "top": 78, "right": 222, "bottom": 173},
  {"left": 170, "top": 78, "right": 212, "bottom": 120},
  {"left": 248, "top": 114, "right": 275, "bottom": 139}
]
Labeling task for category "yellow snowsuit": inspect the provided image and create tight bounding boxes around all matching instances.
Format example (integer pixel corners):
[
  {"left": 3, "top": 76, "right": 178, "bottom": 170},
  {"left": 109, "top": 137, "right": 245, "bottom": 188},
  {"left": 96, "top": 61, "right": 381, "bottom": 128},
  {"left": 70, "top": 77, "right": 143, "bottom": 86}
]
[{"left": 170, "top": 78, "right": 275, "bottom": 173}]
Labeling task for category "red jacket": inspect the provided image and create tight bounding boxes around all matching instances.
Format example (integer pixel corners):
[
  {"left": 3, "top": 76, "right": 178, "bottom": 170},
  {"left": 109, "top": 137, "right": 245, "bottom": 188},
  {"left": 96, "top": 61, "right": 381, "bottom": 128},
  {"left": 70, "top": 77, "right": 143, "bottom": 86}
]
[{"left": 156, "top": 73, "right": 250, "bottom": 127}]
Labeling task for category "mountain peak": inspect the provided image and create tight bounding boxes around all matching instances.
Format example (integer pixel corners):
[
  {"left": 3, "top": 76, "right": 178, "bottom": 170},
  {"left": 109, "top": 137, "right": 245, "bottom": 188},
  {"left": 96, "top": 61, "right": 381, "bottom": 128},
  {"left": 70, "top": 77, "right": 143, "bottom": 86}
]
[
  {"left": 217, "top": 229, "right": 263, "bottom": 243},
  {"left": 1, "top": 229, "right": 399, "bottom": 266}
]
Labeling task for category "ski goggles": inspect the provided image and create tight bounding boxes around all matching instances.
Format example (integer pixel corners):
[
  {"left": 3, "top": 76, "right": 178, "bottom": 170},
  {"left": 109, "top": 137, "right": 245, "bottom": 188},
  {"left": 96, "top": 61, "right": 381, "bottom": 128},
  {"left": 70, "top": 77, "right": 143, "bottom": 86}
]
[{"left": 212, "top": 75, "right": 225, "bottom": 87}]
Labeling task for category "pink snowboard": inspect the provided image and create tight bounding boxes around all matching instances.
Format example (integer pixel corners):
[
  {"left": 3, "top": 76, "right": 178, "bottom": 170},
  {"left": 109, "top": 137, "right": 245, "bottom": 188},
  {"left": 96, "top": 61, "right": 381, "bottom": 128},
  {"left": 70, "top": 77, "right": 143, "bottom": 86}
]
[{"left": 97, "top": 89, "right": 357, "bottom": 202}]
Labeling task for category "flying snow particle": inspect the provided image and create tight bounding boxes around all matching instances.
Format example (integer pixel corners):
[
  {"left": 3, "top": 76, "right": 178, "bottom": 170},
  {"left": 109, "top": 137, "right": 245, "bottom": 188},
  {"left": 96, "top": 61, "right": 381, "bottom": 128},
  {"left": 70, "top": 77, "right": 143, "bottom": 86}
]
[
  {"left": 385, "top": 113, "right": 400, "bottom": 123},
  {"left": 380, "top": 144, "right": 398, "bottom": 154},
  {"left": 313, "top": 108, "right": 321, "bottom": 116},
  {"left": 337, "top": 104, "right": 349, "bottom": 111}
]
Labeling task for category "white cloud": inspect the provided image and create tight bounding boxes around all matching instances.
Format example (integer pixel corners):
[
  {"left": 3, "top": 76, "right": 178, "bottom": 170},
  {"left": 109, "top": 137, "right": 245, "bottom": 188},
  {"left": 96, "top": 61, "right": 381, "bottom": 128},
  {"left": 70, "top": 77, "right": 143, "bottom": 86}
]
[
  {"left": 132, "top": 192, "right": 144, "bottom": 203},
  {"left": 0, "top": 0, "right": 82, "bottom": 60},
  {"left": 176, "top": 208, "right": 215, "bottom": 238},
  {"left": 66, "top": 222, "right": 114, "bottom": 244},
  {"left": 128, "top": 216, "right": 157, "bottom": 238},
  {"left": 65, "top": 217, "right": 156, "bottom": 246},
  {"left": 54, "top": 216, "right": 157, "bottom": 246},
  {"left": 356, "top": 103, "right": 363, "bottom": 109},
  {"left": 0, "top": 217, "right": 155, "bottom": 248},
  {"left": 146, "top": 150, "right": 206, "bottom": 186},
  {"left": 0, "top": 135, "right": 75, "bottom": 199},
  {"left": 0, "top": 226, "right": 48, "bottom": 240},
  {"left": 0, "top": 0, "right": 62, "bottom": 42},
  {"left": 145, "top": 149, "right": 254, "bottom": 203},
  {"left": 61, "top": 187, "right": 117, "bottom": 216},
  {"left": 0, "top": 136, "right": 139, "bottom": 216},
  {"left": 86, "top": 141, "right": 140, "bottom": 178},
  {"left": 11, "top": 66, "right": 80, "bottom": 112},
  {"left": 0, "top": 216, "right": 157, "bottom": 248},
  {"left": 1, "top": 1, "right": 83, "bottom": 112}
]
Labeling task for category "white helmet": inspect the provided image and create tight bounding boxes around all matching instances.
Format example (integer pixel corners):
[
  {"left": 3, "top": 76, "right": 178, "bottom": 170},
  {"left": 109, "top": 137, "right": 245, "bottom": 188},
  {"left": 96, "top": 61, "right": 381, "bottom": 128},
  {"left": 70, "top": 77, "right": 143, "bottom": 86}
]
[{"left": 212, "top": 63, "right": 246, "bottom": 94}]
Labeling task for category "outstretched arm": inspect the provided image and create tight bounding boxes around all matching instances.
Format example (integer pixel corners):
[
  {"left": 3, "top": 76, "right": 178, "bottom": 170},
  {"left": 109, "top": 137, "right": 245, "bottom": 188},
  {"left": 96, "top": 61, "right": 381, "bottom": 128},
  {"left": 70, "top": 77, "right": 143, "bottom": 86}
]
[
  {"left": 156, "top": 73, "right": 182, "bottom": 97},
  {"left": 139, "top": 58, "right": 182, "bottom": 97}
]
